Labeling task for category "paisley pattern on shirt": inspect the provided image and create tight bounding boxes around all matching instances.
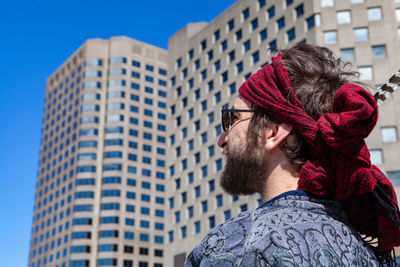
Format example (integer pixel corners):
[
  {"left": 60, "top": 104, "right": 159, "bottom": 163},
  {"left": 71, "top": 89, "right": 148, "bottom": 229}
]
[{"left": 185, "top": 192, "right": 379, "bottom": 267}]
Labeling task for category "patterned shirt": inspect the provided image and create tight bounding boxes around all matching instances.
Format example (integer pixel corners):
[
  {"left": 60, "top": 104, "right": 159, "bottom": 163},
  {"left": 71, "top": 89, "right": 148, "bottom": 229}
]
[{"left": 185, "top": 191, "right": 380, "bottom": 266}]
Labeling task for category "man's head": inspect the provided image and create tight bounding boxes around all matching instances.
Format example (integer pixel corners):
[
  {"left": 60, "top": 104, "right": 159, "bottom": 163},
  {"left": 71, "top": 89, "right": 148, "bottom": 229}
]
[
  {"left": 218, "top": 44, "right": 358, "bottom": 196},
  {"left": 218, "top": 96, "right": 295, "bottom": 195}
]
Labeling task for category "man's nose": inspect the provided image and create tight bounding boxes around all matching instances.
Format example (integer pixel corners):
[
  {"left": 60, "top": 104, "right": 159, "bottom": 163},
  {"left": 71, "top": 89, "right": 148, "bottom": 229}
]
[{"left": 217, "top": 131, "right": 228, "bottom": 148}]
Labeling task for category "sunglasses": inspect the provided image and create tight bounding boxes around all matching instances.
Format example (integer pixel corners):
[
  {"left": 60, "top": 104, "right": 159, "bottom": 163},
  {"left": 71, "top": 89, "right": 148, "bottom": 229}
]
[{"left": 221, "top": 108, "right": 255, "bottom": 132}]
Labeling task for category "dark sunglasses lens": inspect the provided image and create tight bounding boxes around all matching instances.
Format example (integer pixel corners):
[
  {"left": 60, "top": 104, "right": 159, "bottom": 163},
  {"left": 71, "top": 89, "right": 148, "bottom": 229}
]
[{"left": 222, "top": 110, "right": 230, "bottom": 131}]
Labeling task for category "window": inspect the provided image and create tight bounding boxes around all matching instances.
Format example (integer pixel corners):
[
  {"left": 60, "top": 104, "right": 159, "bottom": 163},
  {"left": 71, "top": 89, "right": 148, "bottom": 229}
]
[
  {"left": 251, "top": 18, "right": 258, "bottom": 30},
  {"left": 99, "top": 230, "right": 118, "bottom": 238},
  {"left": 307, "top": 14, "right": 321, "bottom": 29},
  {"left": 368, "top": 7, "right": 382, "bottom": 21},
  {"left": 110, "top": 57, "right": 126, "bottom": 64},
  {"left": 321, "top": 0, "right": 334, "bottom": 7},
  {"left": 341, "top": 48, "right": 355, "bottom": 62},
  {"left": 209, "top": 180, "right": 215, "bottom": 192},
  {"left": 324, "top": 31, "right": 337, "bottom": 44},
  {"left": 175, "top": 211, "right": 180, "bottom": 223},
  {"left": 209, "top": 216, "right": 216, "bottom": 228},
  {"left": 206, "top": 82, "right": 214, "bottom": 93},
  {"left": 241, "top": 204, "right": 248, "bottom": 212},
  {"left": 181, "top": 192, "right": 187, "bottom": 204},
  {"left": 242, "top": 8, "right": 249, "bottom": 20},
  {"left": 296, "top": 4, "right": 304, "bottom": 18},
  {"left": 354, "top": 28, "right": 368, "bottom": 41},
  {"left": 216, "top": 194, "right": 223, "bottom": 207},
  {"left": 208, "top": 50, "right": 213, "bottom": 61},
  {"left": 195, "top": 59, "right": 200, "bottom": 70},
  {"left": 252, "top": 51, "right": 260, "bottom": 64},
  {"left": 214, "top": 60, "right": 220, "bottom": 72},
  {"left": 201, "top": 70, "right": 207, "bottom": 81},
  {"left": 228, "top": 50, "right": 235, "bottom": 62},
  {"left": 202, "top": 165, "right": 208, "bottom": 177},
  {"left": 131, "top": 60, "right": 140, "bottom": 68},
  {"left": 358, "top": 66, "right": 373, "bottom": 81},
  {"left": 269, "top": 40, "right": 277, "bottom": 49},
  {"left": 370, "top": 149, "right": 383, "bottom": 165},
  {"left": 175, "top": 178, "right": 181, "bottom": 190},
  {"left": 188, "top": 172, "right": 194, "bottom": 184},
  {"left": 388, "top": 172, "right": 400, "bottom": 187},
  {"left": 397, "top": 9, "right": 400, "bottom": 22},
  {"left": 243, "top": 40, "right": 251, "bottom": 52},
  {"left": 195, "top": 186, "right": 201, "bottom": 198},
  {"left": 188, "top": 206, "right": 194, "bottom": 218},
  {"left": 351, "top": 0, "right": 364, "bottom": 3},
  {"left": 228, "top": 19, "right": 234, "bottom": 31},
  {"left": 140, "top": 233, "right": 149, "bottom": 242},
  {"left": 372, "top": 45, "right": 386, "bottom": 59},
  {"left": 337, "top": 10, "right": 351, "bottom": 24},
  {"left": 277, "top": 17, "right": 285, "bottom": 30},
  {"left": 222, "top": 71, "right": 228, "bottom": 83},
  {"left": 236, "top": 29, "right": 242, "bottom": 41},
  {"left": 287, "top": 28, "right": 295, "bottom": 41},
  {"left": 260, "top": 28, "right": 267, "bottom": 41},
  {"left": 381, "top": 127, "right": 398, "bottom": 143},
  {"left": 181, "top": 226, "right": 187, "bottom": 239},
  {"left": 176, "top": 58, "right": 181, "bottom": 68},
  {"left": 85, "top": 58, "right": 102, "bottom": 66},
  {"left": 188, "top": 139, "right": 194, "bottom": 150},
  {"left": 237, "top": 61, "right": 243, "bottom": 74},
  {"left": 268, "top": 6, "right": 275, "bottom": 19},
  {"left": 195, "top": 221, "right": 201, "bottom": 233},
  {"left": 201, "top": 200, "right": 208, "bottom": 213},
  {"left": 216, "top": 158, "right": 223, "bottom": 171}
]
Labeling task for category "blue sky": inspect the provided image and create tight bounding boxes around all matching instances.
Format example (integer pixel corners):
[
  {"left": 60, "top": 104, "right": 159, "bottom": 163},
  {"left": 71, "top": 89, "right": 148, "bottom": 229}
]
[{"left": 0, "top": 1, "right": 236, "bottom": 266}]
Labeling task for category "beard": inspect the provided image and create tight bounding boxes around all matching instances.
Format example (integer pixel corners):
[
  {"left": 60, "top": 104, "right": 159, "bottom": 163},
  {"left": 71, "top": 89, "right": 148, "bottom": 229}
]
[{"left": 219, "top": 141, "right": 268, "bottom": 196}]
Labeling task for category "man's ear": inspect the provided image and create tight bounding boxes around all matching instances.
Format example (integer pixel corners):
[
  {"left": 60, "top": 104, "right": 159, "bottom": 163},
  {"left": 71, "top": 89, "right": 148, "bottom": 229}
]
[{"left": 265, "top": 122, "right": 293, "bottom": 151}]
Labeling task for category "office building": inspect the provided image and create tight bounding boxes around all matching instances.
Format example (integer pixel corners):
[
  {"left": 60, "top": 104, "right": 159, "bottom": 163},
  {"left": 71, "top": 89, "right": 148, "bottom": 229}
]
[
  {"left": 165, "top": 0, "right": 400, "bottom": 265},
  {"left": 28, "top": 37, "right": 168, "bottom": 267}
]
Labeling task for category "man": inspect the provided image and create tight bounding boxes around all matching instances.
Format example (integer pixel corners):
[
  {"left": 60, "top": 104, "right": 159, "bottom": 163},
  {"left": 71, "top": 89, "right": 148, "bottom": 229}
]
[{"left": 185, "top": 44, "right": 400, "bottom": 266}]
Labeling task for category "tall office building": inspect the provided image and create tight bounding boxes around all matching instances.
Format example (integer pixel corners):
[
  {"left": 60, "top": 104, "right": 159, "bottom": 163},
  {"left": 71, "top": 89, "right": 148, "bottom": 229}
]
[
  {"left": 28, "top": 37, "right": 169, "bottom": 267},
  {"left": 165, "top": 0, "right": 400, "bottom": 265}
]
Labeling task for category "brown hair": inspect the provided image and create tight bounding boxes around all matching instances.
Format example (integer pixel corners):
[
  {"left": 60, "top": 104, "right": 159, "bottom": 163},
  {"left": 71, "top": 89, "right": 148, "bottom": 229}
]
[{"left": 247, "top": 44, "right": 360, "bottom": 170}]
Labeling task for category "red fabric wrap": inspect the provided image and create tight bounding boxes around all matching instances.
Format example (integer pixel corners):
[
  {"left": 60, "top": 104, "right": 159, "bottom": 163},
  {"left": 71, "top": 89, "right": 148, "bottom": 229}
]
[{"left": 239, "top": 54, "right": 400, "bottom": 250}]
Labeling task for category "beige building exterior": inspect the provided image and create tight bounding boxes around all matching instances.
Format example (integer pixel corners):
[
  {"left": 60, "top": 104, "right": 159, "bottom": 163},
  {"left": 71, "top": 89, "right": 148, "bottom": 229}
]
[
  {"left": 165, "top": 0, "right": 400, "bottom": 266},
  {"left": 28, "top": 37, "right": 169, "bottom": 267}
]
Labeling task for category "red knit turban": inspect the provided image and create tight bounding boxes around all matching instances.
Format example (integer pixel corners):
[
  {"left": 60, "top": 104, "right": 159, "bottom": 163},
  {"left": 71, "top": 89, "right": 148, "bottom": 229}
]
[{"left": 239, "top": 54, "right": 400, "bottom": 251}]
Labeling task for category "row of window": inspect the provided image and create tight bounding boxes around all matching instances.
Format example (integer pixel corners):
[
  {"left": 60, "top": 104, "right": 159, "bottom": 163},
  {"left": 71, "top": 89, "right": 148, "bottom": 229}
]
[
  {"left": 67, "top": 259, "right": 162, "bottom": 267},
  {"left": 321, "top": 0, "right": 399, "bottom": 8},
  {"left": 85, "top": 57, "right": 167, "bottom": 76},
  {"left": 324, "top": 27, "right": 380, "bottom": 44},
  {"left": 82, "top": 92, "right": 167, "bottom": 108},
  {"left": 83, "top": 80, "right": 168, "bottom": 97},
  {"left": 32, "top": 257, "right": 162, "bottom": 267},
  {"left": 78, "top": 139, "right": 166, "bottom": 150},
  {"left": 79, "top": 151, "right": 165, "bottom": 160},
  {"left": 74, "top": 202, "right": 164, "bottom": 214},
  {"left": 340, "top": 45, "right": 387, "bottom": 62},
  {"left": 71, "top": 216, "right": 164, "bottom": 230},
  {"left": 69, "top": 245, "right": 163, "bottom": 257},
  {"left": 80, "top": 114, "right": 166, "bottom": 129},
  {"left": 74, "top": 189, "right": 164, "bottom": 199}
]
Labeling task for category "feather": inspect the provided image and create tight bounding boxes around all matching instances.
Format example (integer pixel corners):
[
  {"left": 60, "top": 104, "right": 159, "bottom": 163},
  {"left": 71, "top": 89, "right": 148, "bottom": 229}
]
[{"left": 374, "top": 70, "right": 400, "bottom": 106}]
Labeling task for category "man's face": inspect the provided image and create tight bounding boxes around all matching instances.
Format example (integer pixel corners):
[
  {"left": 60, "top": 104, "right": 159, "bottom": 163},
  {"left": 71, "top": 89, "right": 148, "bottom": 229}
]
[{"left": 218, "top": 96, "right": 268, "bottom": 195}]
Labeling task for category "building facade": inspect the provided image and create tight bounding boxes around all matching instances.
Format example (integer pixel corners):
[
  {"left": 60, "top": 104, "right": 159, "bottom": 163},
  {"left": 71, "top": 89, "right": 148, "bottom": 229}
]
[
  {"left": 165, "top": 0, "right": 400, "bottom": 266},
  {"left": 28, "top": 37, "right": 169, "bottom": 267}
]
